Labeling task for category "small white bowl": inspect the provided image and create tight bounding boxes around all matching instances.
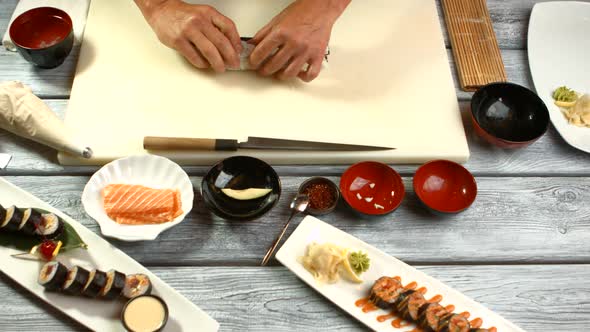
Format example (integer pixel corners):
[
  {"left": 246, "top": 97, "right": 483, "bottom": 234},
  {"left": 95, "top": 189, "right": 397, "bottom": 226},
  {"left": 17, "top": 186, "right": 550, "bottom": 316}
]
[{"left": 82, "top": 155, "right": 194, "bottom": 241}]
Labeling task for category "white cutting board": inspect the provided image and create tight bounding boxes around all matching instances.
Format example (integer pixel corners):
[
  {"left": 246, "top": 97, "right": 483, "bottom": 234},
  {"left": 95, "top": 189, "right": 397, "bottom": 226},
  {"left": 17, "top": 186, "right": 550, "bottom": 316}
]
[{"left": 59, "top": 0, "right": 469, "bottom": 165}]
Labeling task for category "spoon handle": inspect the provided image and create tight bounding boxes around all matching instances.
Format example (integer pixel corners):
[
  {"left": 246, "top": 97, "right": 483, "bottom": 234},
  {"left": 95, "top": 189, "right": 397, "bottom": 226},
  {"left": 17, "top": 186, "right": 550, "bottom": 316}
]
[{"left": 261, "top": 210, "right": 298, "bottom": 266}]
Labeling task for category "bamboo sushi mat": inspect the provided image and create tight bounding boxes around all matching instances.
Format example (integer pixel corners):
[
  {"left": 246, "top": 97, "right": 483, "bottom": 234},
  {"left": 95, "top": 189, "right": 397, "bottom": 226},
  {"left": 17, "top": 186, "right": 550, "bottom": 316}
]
[{"left": 442, "top": 0, "right": 507, "bottom": 91}]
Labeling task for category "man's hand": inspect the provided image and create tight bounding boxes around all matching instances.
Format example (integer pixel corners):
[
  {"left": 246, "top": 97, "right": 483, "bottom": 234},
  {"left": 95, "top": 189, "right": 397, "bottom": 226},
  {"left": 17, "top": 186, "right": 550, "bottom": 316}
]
[
  {"left": 135, "top": 0, "right": 242, "bottom": 72},
  {"left": 249, "top": 0, "right": 350, "bottom": 82}
]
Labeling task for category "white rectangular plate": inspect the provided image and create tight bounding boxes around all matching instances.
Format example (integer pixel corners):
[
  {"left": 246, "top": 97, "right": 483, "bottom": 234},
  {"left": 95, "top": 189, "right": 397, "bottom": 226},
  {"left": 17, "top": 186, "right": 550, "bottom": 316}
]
[
  {"left": 276, "top": 216, "right": 525, "bottom": 332},
  {"left": 0, "top": 177, "right": 219, "bottom": 331},
  {"left": 528, "top": 1, "right": 590, "bottom": 153}
]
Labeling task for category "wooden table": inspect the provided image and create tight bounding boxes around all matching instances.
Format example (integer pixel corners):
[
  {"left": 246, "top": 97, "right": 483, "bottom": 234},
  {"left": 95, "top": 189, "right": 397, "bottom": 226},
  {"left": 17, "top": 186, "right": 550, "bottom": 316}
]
[{"left": 1, "top": 1, "right": 589, "bottom": 331}]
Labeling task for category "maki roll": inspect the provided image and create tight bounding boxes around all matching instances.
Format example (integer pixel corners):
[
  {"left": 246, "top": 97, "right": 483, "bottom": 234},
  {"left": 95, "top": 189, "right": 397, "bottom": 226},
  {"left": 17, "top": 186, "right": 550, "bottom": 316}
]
[
  {"left": 100, "top": 269, "right": 126, "bottom": 300},
  {"left": 35, "top": 213, "right": 64, "bottom": 239},
  {"left": 417, "top": 302, "right": 448, "bottom": 332},
  {"left": 20, "top": 209, "right": 44, "bottom": 236},
  {"left": 1, "top": 206, "right": 23, "bottom": 232},
  {"left": 394, "top": 290, "right": 427, "bottom": 322},
  {"left": 62, "top": 266, "right": 90, "bottom": 294},
  {"left": 38, "top": 261, "right": 68, "bottom": 291},
  {"left": 438, "top": 313, "right": 471, "bottom": 332},
  {"left": 82, "top": 269, "right": 107, "bottom": 297},
  {"left": 123, "top": 274, "right": 152, "bottom": 299},
  {"left": 369, "top": 276, "right": 404, "bottom": 309}
]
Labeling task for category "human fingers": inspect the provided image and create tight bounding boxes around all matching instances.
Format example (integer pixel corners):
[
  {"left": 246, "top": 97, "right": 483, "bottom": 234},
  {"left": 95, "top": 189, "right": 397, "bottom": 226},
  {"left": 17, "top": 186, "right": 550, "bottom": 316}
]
[
  {"left": 298, "top": 55, "right": 323, "bottom": 82},
  {"left": 203, "top": 25, "right": 240, "bottom": 69},
  {"left": 176, "top": 39, "right": 209, "bottom": 69},
  {"left": 258, "top": 46, "right": 295, "bottom": 76},
  {"left": 250, "top": 21, "right": 272, "bottom": 45},
  {"left": 186, "top": 30, "right": 226, "bottom": 72},
  {"left": 211, "top": 14, "right": 242, "bottom": 53},
  {"left": 276, "top": 54, "right": 309, "bottom": 80},
  {"left": 249, "top": 33, "right": 282, "bottom": 68}
]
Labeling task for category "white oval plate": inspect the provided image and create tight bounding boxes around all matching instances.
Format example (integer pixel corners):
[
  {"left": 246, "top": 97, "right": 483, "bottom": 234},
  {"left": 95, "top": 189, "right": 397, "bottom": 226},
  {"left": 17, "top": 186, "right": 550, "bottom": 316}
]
[
  {"left": 82, "top": 155, "right": 194, "bottom": 241},
  {"left": 528, "top": 1, "right": 590, "bottom": 153}
]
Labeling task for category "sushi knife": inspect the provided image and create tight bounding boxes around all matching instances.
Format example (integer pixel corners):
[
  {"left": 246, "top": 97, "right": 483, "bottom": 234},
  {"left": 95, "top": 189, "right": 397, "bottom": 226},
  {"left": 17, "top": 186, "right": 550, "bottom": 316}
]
[{"left": 143, "top": 136, "right": 395, "bottom": 151}]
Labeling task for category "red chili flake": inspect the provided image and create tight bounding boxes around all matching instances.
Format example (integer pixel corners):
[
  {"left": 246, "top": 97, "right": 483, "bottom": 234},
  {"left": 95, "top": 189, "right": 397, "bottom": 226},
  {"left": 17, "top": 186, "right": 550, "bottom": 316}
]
[{"left": 303, "top": 183, "right": 336, "bottom": 210}]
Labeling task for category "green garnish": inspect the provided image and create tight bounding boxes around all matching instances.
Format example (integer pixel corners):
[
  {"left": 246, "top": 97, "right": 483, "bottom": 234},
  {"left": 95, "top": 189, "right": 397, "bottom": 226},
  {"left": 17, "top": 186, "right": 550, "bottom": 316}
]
[
  {"left": 349, "top": 251, "right": 370, "bottom": 274},
  {"left": 553, "top": 86, "right": 578, "bottom": 102}
]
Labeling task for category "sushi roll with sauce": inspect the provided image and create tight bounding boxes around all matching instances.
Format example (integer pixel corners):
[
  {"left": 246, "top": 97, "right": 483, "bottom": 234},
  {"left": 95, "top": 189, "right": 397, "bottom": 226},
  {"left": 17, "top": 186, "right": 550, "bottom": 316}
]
[
  {"left": 62, "top": 266, "right": 90, "bottom": 294},
  {"left": 0, "top": 206, "right": 23, "bottom": 232},
  {"left": 123, "top": 274, "right": 152, "bottom": 299},
  {"left": 82, "top": 269, "right": 108, "bottom": 298},
  {"left": 369, "top": 276, "right": 404, "bottom": 309},
  {"left": 394, "top": 290, "right": 427, "bottom": 322},
  {"left": 38, "top": 261, "right": 68, "bottom": 291},
  {"left": 438, "top": 313, "right": 471, "bottom": 332},
  {"left": 417, "top": 302, "right": 449, "bottom": 332},
  {"left": 35, "top": 213, "right": 64, "bottom": 239},
  {"left": 100, "top": 269, "right": 126, "bottom": 300},
  {"left": 20, "top": 209, "right": 44, "bottom": 236}
]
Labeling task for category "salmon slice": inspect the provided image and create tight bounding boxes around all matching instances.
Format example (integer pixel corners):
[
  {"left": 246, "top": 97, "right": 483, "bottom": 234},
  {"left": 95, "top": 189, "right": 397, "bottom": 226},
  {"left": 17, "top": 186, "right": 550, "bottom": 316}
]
[{"left": 102, "top": 184, "right": 183, "bottom": 225}]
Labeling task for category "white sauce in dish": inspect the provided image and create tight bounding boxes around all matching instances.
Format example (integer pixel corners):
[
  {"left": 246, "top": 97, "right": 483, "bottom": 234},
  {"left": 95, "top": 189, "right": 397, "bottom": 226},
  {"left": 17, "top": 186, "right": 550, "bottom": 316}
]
[{"left": 123, "top": 296, "right": 167, "bottom": 332}]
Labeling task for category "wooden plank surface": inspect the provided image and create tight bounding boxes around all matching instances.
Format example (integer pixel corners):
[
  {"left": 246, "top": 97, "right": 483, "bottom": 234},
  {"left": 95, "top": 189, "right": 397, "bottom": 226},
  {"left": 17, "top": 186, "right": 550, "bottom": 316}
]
[
  {"left": 3, "top": 100, "right": 590, "bottom": 176},
  {"left": 1, "top": 265, "right": 589, "bottom": 331},
  {"left": 2, "top": 175, "right": 588, "bottom": 265}
]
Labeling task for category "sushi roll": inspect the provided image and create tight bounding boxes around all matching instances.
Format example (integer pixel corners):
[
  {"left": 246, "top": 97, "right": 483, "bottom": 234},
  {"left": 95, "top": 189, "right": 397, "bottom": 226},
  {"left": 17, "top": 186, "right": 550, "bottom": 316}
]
[
  {"left": 394, "top": 290, "right": 427, "bottom": 322},
  {"left": 100, "top": 269, "right": 126, "bottom": 300},
  {"left": 369, "top": 276, "right": 404, "bottom": 309},
  {"left": 16, "top": 208, "right": 32, "bottom": 231},
  {"left": 123, "top": 274, "right": 152, "bottom": 299},
  {"left": 38, "top": 261, "right": 68, "bottom": 291},
  {"left": 417, "top": 302, "right": 448, "bottom": 332},
  {"left": 438, "top": 313, "right": 471, "bottom": 332},
  {"left": 82, "top": 269, "right": 108, "bottom": 297},
  {"left": 35, "top": 213, "right": 64, "bottom": 239},
  {"left": 1, "top": 206, "right": 23, "bottom": 232},
  {"left": 62, "top": 266, "right": 90, "bottom": 294},
  {"left": 20, "top": 209, "right": 44, "bottom": 235}
]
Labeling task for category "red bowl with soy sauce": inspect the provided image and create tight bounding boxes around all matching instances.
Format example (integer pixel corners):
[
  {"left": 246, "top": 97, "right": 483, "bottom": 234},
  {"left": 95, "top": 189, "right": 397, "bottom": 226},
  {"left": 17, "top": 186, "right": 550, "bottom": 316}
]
[
  {"left": 9, "top": 7, "right": 74, "bottom": 69},
  {"left": 340, "top": 161, "right": 405, "bottom": 217},
  {"left": 413, "top": 160, "right": 477, "bottom": 214}
]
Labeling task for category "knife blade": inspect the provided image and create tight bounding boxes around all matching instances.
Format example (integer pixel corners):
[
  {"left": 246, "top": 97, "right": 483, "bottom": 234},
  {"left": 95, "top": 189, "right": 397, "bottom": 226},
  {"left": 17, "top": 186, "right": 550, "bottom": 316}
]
[
  {"left": 143, "top": 136, "right": 394, "bottom": 151},
  {"left": 0, "top": 153, "right": 11, "bottom": 169}
]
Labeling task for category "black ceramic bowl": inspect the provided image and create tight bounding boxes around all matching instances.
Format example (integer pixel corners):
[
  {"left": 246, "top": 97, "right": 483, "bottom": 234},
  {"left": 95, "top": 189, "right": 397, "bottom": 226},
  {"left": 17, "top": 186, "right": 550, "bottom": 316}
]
[
  {"left": 471, "top": 82, "right": 550, "bottom": 148},
  {"left": 201, "top": 156, "right": 281, "bottom": 221},
  {"left": 9, "top": 7, "right": 74, "bottom": 69}
]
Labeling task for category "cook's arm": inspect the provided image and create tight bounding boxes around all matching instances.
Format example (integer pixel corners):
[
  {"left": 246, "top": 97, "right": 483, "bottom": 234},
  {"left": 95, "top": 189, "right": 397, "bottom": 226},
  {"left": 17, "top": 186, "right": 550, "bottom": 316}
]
[
  {"left": 134, "top": 0, "right": 242, "bottom": 72},
  {"left": 249, "top": 0, "right": 351, "bottom": 82}
]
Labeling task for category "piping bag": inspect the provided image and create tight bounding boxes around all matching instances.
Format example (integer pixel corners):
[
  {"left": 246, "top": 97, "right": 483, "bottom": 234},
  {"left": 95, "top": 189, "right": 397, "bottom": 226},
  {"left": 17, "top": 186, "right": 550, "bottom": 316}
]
[{"left": 0, "top": 81, "right": 92, "bottom": 158}]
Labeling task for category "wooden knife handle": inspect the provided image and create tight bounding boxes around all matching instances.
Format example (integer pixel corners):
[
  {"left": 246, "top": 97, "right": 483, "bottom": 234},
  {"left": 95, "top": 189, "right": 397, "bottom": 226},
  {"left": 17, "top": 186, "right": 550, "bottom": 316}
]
[{"left": 143, "top": 137, "right": 238, "bottom": 151}]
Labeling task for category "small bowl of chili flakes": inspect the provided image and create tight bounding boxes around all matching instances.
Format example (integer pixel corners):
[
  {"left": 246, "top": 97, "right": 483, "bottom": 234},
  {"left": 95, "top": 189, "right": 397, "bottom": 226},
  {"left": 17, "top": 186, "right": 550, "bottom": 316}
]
[{"left": 298, "top": 177, "right": 340, "bottom": 216}]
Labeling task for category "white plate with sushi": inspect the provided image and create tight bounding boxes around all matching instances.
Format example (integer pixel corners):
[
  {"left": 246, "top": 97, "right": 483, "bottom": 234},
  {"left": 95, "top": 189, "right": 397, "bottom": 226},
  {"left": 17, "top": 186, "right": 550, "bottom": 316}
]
[
  {"left": 0, "top": 177, "right": 219, "bottom": 331},
  {"left": 275, "top": 216, "right": 525, "bottom": 332},
  {"left": 528, "top": 1, "right": 590, "bottom": 153}
]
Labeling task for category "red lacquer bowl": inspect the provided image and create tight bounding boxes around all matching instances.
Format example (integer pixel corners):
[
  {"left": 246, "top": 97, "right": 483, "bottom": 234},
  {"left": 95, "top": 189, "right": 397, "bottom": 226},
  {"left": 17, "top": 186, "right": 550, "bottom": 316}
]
[
  {"left": 340, "top": 161, "right": 405, "bottom": 217},
  {"left": 413, "top": 160, "right": 477, "bottom": 214},
  {"left": 9, "top": 7, "right": 74, "bottom": 68}
]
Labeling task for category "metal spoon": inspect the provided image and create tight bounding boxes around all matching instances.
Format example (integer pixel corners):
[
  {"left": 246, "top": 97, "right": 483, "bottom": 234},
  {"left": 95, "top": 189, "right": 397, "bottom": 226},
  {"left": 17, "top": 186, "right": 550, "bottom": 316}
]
[{"left": 261, "top": 194, "right": 309, "bottom": 266}]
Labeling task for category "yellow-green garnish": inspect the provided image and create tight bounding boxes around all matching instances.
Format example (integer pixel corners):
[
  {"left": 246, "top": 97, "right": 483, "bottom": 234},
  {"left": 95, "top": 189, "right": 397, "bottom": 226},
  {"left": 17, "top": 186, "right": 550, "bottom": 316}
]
[
  {"left": 348, "top": 251, "right": 370, "bottom": 274},
  {"left": 553, "top": 86, "right": 578, "bottom": 103}
]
